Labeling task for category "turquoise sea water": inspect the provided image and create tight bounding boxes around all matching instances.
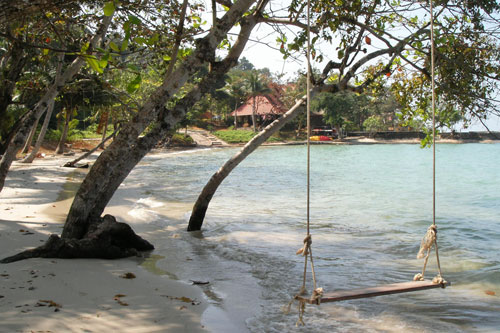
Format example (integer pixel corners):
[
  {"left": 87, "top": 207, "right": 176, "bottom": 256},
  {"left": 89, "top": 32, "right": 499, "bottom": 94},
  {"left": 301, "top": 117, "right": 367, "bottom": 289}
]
[{"left": 129, "top": 143, "right": 500, "bottom": 332}]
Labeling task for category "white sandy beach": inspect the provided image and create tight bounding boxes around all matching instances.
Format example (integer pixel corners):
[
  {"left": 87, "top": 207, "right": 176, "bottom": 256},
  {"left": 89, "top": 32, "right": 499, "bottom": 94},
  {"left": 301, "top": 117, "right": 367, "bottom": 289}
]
[{"left": 0, "top": 153, "right": 210, "bottom": 333}]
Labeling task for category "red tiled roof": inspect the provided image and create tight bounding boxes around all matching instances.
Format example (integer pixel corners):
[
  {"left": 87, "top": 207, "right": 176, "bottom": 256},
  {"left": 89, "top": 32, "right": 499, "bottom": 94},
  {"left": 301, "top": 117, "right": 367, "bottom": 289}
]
[{"left": 230, "top": 95, "right": 286, "bottom": 117}]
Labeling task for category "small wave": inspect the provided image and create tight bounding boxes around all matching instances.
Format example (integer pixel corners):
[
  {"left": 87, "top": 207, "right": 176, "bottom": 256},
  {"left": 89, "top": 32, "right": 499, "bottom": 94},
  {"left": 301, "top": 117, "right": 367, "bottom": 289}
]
[{"left": 137, "top": 197, "right": 164, "bottom": 208}]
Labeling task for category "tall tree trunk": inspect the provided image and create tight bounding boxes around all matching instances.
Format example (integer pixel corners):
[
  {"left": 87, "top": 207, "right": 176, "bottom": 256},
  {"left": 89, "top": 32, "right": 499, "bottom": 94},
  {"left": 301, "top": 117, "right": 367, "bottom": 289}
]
[
  {"left": 188, "top": 95, "right": 307, "bottom": 231},
  {"left": 21, "top": 53, "right": 64, "bottom": 163},
  {"left": 55, "top": 109, "right": 71, "bottom": 154},
  {"left": 234, "top": 101, "right": 238, "bottom": 129},
  {"left": 0, "top": 13, "right": 113, "bottom": 192},
  {"left": 21, "top": 116, "right": 40, "bottom": 154},
  {"left": 251, "top": 96, "right": 257, "bottom": 132}
]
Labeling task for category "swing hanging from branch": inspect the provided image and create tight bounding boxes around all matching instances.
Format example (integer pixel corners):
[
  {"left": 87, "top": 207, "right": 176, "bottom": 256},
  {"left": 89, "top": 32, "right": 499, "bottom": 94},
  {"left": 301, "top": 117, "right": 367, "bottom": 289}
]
[{"left": 287, "top": 0, "right": 450, "bottom": 323}]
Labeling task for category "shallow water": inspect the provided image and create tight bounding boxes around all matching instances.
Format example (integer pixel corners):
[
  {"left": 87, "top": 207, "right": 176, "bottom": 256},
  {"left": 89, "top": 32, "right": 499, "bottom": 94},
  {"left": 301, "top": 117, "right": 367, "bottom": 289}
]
[{"left": 128, "top": 143, "right": 500, "bottom": 332}]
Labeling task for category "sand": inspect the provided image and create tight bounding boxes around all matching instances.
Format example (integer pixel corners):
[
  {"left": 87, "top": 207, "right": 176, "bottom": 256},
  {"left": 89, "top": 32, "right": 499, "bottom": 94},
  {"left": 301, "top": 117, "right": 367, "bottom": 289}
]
[{"left": 0, "top": 153, "right": 210, "bottom": 333}]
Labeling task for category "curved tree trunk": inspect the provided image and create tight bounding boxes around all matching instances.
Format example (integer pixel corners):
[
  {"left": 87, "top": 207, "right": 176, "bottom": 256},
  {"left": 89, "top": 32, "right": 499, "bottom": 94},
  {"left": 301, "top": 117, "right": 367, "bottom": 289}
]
[
  {"left": 0, "top": 14, "right": 112, "bottom": 192},
  {"left": 21, "top": 116, "right": 40, "bottom": 154},
  {"left": 188, "top": 95, "right": 307, "bottom": 231}
]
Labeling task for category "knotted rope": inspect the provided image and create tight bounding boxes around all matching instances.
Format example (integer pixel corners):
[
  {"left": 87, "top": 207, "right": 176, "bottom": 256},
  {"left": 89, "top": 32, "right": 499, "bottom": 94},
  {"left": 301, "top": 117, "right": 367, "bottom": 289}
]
[
  {"left": 414, "top": 1, "right": 447, "bottom": 287},
  {"left": 284, "top": 235, "right": 322, "bottom": 326},
  {"left": 414, "top": 224, "right": 446, "bottom": 284},
  {"left": 282, "top": 0, "right": 323, "bottom": 326}
]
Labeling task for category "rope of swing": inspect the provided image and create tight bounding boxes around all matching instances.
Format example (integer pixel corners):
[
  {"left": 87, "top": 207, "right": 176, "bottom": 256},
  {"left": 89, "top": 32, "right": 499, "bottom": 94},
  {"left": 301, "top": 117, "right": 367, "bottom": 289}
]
[
  {"left": 414, "top": 0, "right": 445, "bottom": 284},
  {"left": 284, "top": 0, "right": 322, "bottom": 325}
]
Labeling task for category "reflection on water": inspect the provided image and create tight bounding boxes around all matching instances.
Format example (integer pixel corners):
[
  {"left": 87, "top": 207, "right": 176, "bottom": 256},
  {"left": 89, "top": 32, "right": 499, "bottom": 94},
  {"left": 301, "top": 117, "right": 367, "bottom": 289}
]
[
  {"left": 128, "top": 144, "right": 500, "bottom": 332},
  {"left": 56, "top": 169, "right": 86, "bottom": 202}
]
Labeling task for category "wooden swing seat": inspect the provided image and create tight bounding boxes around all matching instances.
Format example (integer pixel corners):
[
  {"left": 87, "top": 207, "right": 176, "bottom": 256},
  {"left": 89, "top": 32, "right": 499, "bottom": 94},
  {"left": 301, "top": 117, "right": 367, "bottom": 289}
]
[{"left": 297, "top": 280, "right": 450, "bottom": 305}]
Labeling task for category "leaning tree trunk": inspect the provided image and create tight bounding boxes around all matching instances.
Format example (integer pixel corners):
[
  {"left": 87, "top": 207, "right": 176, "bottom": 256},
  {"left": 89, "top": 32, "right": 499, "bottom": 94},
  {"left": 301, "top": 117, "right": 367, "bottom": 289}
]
[
  {"left": 1, "top": 1, "right": 258, "bottom": 263},
  {"left": 188, "top": 95, "right": 307, "bottom": 231},
  {"left": 21, "top": 116, "right": 40, "bottom": 154},
  {"left": 61, "top": 2, "right": 257, "bottom": 240},
  {"left": 0, "top": 14, "right": 112, "bottom": 192}
]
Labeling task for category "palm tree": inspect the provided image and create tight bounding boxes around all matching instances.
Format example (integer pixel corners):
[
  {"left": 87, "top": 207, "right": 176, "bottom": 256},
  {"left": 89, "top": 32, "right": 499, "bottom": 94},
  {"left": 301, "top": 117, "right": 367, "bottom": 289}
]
[
  {"left": 246, "top": 71, "right": 270, "bottom": 132},
  {"left": 222, "top": 73, "right": 247, "bottom": 129}
]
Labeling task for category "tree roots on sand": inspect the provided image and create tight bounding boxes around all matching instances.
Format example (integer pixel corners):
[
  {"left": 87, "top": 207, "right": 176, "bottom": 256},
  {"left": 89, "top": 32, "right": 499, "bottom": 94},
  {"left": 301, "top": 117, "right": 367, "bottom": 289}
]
[{"left": 0, "top": 215, "right": 154, "bottom": 263}]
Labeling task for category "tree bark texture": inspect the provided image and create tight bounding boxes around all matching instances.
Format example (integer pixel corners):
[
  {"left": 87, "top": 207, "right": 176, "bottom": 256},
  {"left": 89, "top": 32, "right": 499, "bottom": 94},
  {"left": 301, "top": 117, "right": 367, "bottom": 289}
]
[
  {"left": 62, "top": 0, "right": 257, "bottom": 240},
  {"left": 0, "top": 14, "right": 113, "bottom": 192},
  {"left": 0, "top": 215, "right": 154, "bottom": 263},
  {"left": 187, "top": 95, "right": 307, "bottom": 231}
]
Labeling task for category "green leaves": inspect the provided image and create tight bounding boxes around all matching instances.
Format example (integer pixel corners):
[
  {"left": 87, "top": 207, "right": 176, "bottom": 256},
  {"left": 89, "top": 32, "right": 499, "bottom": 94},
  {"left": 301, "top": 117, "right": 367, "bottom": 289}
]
[
  {"left": 85, "top": 56, "right": 106, "bottom": 74},
  {"left": 127, "top": 75, "right": 142, "bottom": 94},
  {"left": 103, "top": 1, "right": 116, "bottom": 16},
  {"left": 109, "top": 42, "right": 120, "bottom": 52}
]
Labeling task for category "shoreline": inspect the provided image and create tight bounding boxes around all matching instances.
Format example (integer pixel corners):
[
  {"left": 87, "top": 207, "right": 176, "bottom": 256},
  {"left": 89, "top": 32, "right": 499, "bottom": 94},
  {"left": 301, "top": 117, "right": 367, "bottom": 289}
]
[
  {"left": 2, "top": 138, "right": 499, "bottom": 332},
  {"left": 0, "top": 153, "right": 211, "bottom": 333},
  {"left": 180, "top": 137, "right": 500, "bottom": 150}
]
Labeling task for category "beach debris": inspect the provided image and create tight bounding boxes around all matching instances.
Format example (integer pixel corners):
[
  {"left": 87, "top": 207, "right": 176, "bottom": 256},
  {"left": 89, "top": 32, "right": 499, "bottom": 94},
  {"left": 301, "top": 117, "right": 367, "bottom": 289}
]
[
  {"left": 114, "top": 294, "right": 129, "bottom": 306},
  {"left": 161, "top": 295, "right": 201, "bottom": 305},
  {"left": 0, "top": 274, "right": 9, "bottom": 277},
  {"left": 0, "top": 295, "right": 4, "bottom": 299},
  {"left": 36, "top": 300, "right": 62, "bottom": 309},
  {"left": 120, "top": 272, "right": 136, "bottom": 279},
  {"left": 190, "top": 280, "right": 209, "bottom": 285},
  {"left": 485, "top": 290, "right": 496, "bottom": 296}
]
